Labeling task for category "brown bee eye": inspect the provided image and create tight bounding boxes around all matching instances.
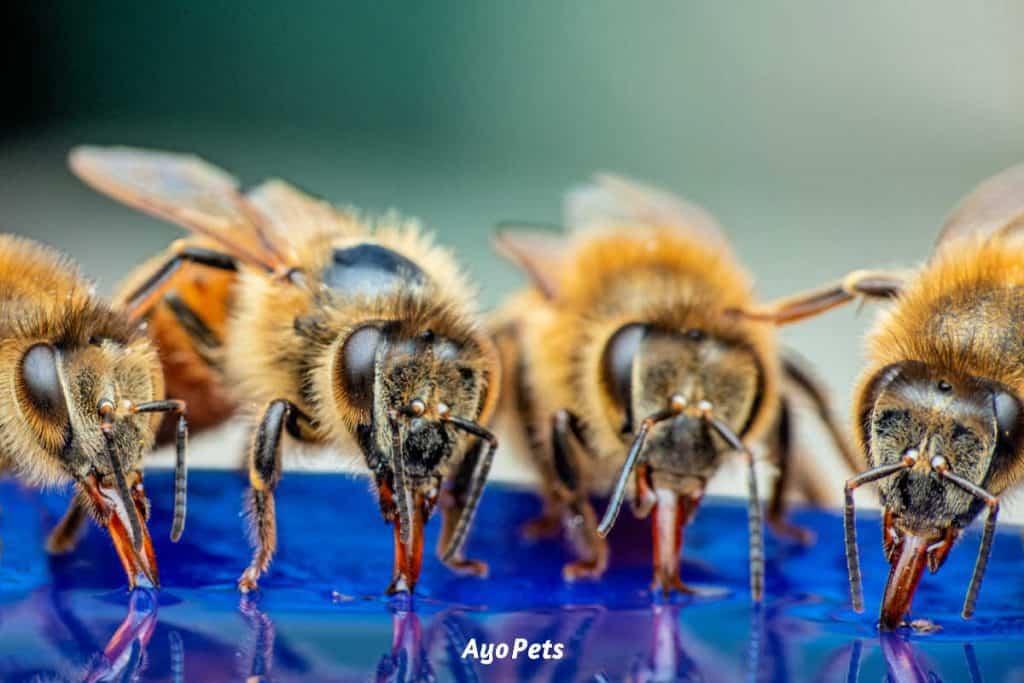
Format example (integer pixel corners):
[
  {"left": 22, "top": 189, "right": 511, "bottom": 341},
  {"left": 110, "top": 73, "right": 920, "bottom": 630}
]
[
  {"left": 601, "top": 323, "right": 647, "bottom": 429},
  {"left": 20, "top": 343, "right": 67, "bottom": 417},
  {"left": 340, "top": 325, "right": 384, "bottom": 411}
]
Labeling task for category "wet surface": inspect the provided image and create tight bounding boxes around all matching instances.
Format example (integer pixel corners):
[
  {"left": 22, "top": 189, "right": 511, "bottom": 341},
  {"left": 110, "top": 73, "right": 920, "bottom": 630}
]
[{"left": 1, "top": 471, "right": 1022, "bottom": 681}]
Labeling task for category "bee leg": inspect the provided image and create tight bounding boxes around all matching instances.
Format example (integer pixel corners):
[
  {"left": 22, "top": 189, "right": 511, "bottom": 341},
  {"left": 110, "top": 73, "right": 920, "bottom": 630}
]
[
  {"left": 513, "top": 352, "right": 566, "bottom": 541},
  {"left": 45, "top": 495, "right": 89, "bottom": 554},
  {"left": 238, "top": 399, "right": 292, "bottom": 593},
  {"left": 734, "top": 269, "right": 904, "bottom": 324},
  {"left": 437, "top": 438, "right": 489, "bottom": 577},
  {"left": 765, "top": 398, "right": 816, "bottom": 545},
  {"left": 549, "top": 410, "right": 608, "bottom": 581},
  {"left": 563, "top": 498, "right": 608, "bottom": 581},
  {"left": 782, "top": 354, "right": 861, "bottom": 474},
  {"left": 521, "top": 502, "right": 565, "bottom": 540},
  {"left": 119, "top": 242, "right": 238, "bottom": 321},
  {"left": 632, "top": 464, "right": 657, "bottom": 519}
]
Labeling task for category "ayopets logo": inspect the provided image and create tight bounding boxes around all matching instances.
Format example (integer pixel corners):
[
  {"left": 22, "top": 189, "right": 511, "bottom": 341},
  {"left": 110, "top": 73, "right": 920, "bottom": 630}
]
[{"left": 461, "top": 638, "right": 565, "bottom": 665}]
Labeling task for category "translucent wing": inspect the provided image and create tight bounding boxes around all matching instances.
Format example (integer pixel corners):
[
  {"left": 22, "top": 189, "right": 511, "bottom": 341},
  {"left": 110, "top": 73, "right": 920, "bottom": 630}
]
[
  {"left": 69, "top": 146, "right": 293, "bottom": 272},
  {"left": 493, "top": 227, "right": 568, "bottom": 300},
  {"left": 246, "top": 179, "right": 362, "bottom": 242},
  {"left": 565, "top": 172, "right": 729, "bottom": 249},
  {"left": 935, "top": 163, "right": 1024, "bottom": 251}
]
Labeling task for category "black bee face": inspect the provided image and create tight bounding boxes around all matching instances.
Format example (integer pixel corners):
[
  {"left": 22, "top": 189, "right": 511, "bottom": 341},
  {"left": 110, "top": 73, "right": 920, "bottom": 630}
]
[
  {"left": 866, "top": 361, "right": 1013, "bottom": 531},
  {"left": 601, "top": 324, "right": 762, "bottom": 483},
  {"left": 859, "top": 360, "right": 1023, "bottom": 628},
  {"left": 336, "top": 323, "right": 484, "bottom": 482}
]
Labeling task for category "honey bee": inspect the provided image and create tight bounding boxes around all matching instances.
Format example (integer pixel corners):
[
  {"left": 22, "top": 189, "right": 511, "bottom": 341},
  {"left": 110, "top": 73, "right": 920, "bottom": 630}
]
[
  {"left": 492, "top": 174, "right": 858, "bottom": 596},
  {"left": 69, "top": 146, "right": 501, "bottom": 594},
  {"left": 740, "top": 165, "right": 1024, "bottom": 627},
  {"left": 0, "top": 235, "right": 188, "bottom": 589}
]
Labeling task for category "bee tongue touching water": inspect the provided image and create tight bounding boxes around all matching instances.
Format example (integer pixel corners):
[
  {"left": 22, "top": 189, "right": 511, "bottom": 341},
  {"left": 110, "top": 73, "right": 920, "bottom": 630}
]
[
  {"left": 84, "top": 478, "right": 159, "bottom": 589},
  {"left": 386, "top": 487, "right": 428, "bottom": 595},
  {"left": 878, "top": 532, "right": 933, "bottom": 630},
  {"left": 649, "top": 487, "right": 698, "bottom": 594}
]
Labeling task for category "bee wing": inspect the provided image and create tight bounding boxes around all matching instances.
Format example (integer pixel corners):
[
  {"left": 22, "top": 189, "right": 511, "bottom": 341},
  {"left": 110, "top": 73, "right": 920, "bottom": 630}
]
[
  {"left": 69, "top": 146, "right": 295, "bottom": 272},
  {"left": 493, "top": 227, "right": 568, "bottom": 300},
  {"left": 565, "top": 172, "right": 729, "bottom": 249},
  {"left": 246, "top": 179, "right": 364, "bottom": 241},
  {"left": 936, "top": 163, "right": 1024, "bottom": 250}
]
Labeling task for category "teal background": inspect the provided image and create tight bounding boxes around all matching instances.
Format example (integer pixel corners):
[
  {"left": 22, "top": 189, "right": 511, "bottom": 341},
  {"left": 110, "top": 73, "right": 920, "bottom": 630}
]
[{"left": 3, "top": 2, "right": 1024, "bottom": 481}]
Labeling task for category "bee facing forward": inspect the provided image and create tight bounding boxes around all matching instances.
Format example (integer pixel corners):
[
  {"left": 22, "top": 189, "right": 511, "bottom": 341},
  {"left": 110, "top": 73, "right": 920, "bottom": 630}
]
[
  {"left": 494, "top": 175, "right": 856, "bottom": 596},
  {"left": 0, "top": 236, "right": 188, "bottom": 588},
  {"left": 743, "top": 164, "right": 1024, "bottom": 628},
  {"left": 70, "top": 146, "right": 501, "bottom": 594}
]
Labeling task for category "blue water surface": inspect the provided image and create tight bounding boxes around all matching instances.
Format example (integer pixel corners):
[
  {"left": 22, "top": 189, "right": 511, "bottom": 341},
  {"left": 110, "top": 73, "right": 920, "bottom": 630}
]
[{"left": 0, "top": 471, "right": 1022, "bottom": 681}]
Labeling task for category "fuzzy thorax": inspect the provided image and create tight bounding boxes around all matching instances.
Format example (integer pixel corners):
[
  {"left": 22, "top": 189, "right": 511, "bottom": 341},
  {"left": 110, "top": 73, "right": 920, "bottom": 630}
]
[{"left": 221, "top": 216, "right": 498, "bottom": 445}]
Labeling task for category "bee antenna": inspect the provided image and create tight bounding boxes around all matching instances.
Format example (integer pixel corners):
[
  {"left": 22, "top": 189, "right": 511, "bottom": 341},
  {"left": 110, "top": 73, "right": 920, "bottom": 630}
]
[
  {"left": 169, "top": 630, "right": 185, "bottom": 683},
  {"left": 103, "top": 427, "right": 145, "bottom": 553},
  {"left": 699, "top": 408, "right": 765, "bottom": 602},
  {"left": 938, "top": 469, "right": 999, "bottom": 619},
  {"left": 438, "top": 415, "right": 497, "bottom": 561},
  {"left": 841, "top": 460, "right": 914, "bottom": 611},
  {"left": 132, "top": 400, "right": 189, "bottom": 541},
  {"left": 171, "top": 414, "right": 188, "bottom": 541},
  {"left": 597, "top": 406, "right": 678, "bottom": 538}
]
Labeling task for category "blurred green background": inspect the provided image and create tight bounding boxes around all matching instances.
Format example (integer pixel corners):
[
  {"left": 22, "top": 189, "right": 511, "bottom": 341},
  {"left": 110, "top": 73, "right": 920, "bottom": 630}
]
[{"left": 3, "top": 2, "right": 1024, "bottom": 486}]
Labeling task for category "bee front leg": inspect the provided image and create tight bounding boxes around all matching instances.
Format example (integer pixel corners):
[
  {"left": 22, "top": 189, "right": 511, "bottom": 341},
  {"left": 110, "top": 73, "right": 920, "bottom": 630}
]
[
  {"left": 45, "top": 494, "right": 89, "bottom": 555},
  {"left": 437, "top": 438, "right": 489, "bottom": 578},
  {"left": 238, "top": 399, "right": 292, "bottom": 593},
  {"left": 549, "top": 410, "right": 608, "bottom": 581}
]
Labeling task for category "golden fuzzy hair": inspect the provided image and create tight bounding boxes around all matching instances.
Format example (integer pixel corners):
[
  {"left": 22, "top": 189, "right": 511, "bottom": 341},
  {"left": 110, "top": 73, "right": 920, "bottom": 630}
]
[
  {"left": 224, "top": 215, "right": 498, "bottom": 441},
  {"left": 855, "top": 234, "right": 1024, "bottom": 493},
  {"left": 864, "top": 235, "right": 1024, "bottom": 392},
  {"left": 512, "top": 223, "right": 778, "bottom": 478},
  {"left": 0, "top": 235, "right": 161, "bottom": 487}
]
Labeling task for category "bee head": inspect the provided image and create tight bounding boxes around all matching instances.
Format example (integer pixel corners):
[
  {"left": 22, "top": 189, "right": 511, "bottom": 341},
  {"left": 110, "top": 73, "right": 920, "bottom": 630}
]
[
  {"left": 14, "top": 338, "right": 161, "bottom": 587},
  {"left": 600, "top": 322, "right": 763, "bottom": 482},
  {"left": 860, "top": 360, "right": 1019, "bottom": 533},
  {"left": 855, "top": 360, "right": 1022, "bottom": 627},
  {"left": 337, "top": 324, "right": 488, "bottom": 477},
  {"left": 334, "top": 321, "right": 498, "bottom": 592}
]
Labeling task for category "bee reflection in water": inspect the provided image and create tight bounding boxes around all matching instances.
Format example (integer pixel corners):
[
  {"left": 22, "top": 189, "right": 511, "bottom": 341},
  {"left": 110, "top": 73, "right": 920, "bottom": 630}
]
[
  {"left": 839, "top": 636, "right": 984, "bottom": 683},
  {"left": 235, "top": 597, "right": 482, "bottom": 683},
  {"left": 484, "top": 602, "right": 793, "bottom": 682},
  {"left": 25, "top": 588, "right": 181, "bottom": 683}
]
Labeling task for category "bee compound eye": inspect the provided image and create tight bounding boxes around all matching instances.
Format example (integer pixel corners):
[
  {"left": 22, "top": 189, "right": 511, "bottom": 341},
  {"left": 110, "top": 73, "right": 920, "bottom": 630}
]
[
  {"left": 994, "top": 390, "right": 1021, "bottom": 441},
  {"left": 340, "top": 325, "right": 384, "bottom": 412},
  {"left": 601, "top": 324, "right": 647, "bottom": 412},
  {"left": 20, "top": 343, "right": 68, "bottom": 418}
]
